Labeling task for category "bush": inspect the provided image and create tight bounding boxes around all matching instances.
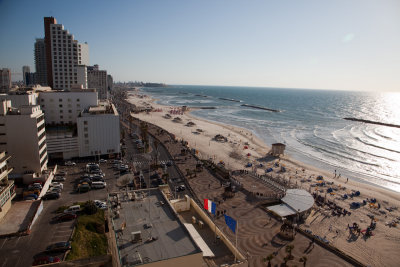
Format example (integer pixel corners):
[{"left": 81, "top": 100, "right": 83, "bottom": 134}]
[{"left": 84, "top": 201, "right": 98, "bottom": 215}]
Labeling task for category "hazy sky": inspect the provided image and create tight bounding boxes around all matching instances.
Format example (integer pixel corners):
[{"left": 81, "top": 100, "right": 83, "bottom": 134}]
[{"left": 0, "top": 0, "right": 399, "bottom": 91}]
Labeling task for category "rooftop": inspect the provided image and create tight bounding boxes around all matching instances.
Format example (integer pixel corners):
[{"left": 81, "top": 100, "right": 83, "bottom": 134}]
[{"left": 112, "top": 189, "right": 201, "bottom": 266}]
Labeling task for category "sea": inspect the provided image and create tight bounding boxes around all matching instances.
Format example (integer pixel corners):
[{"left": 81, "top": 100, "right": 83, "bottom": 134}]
[{"left": 139, "top": 85, "right": 400, "bottom": 193}]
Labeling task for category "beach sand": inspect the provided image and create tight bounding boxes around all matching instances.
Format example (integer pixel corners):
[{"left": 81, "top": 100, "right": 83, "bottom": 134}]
[{"left": 126, "top": 92, "right": 400, "bottom": 267}]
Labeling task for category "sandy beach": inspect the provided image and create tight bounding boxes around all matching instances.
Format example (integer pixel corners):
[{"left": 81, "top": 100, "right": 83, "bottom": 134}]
[{"left": 126, "top": 91, "right": 400, "bottom": 267}]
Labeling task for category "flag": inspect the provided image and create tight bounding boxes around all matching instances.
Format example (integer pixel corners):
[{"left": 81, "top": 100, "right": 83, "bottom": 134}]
[
  {"left": 203, "top": 199, "right": 216, "bottom": 215},
  {"left": 224, "top": 214, "right": 237, "bottom": 233}
]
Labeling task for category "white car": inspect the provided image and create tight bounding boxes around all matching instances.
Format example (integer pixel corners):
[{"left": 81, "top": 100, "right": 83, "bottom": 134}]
[
  {"left": 65, "top": 161, "right": 76, "bottom": 166},
  {"left": 50, "top": 182, "right": 63, "bottom": 189},
  {"left": 99, "top": 159, "right": 107, "bottom": 163}
]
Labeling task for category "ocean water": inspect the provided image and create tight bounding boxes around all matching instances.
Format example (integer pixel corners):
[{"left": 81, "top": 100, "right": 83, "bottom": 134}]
[{"left": 140, "top": 85, "right": 400, "bottom": 192}]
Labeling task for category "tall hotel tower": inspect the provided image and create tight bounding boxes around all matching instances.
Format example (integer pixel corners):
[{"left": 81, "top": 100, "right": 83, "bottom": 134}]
[{"left": 42, "top": 17, "right": 89, "bottom": 90}]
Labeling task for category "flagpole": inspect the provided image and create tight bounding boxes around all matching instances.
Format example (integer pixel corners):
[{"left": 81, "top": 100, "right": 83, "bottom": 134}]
[{"left": 235, "top": 220, "right": 238, "bottom": 263}]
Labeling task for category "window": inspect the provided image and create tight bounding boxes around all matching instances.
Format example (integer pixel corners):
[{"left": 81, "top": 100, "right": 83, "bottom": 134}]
[
  {"left": 60, "top": 110, "right": 63, "bottom": 113},
  {"left": 59, "top": 98, "right": 62, "bottom": 102},
  {"left": 84, "top": 127, "right": 88, "bottom": 132},
  {"left": 68, "top": 110, "right": 72, "bottom": 113},
  {"left": 85, "top": 140, "right": 89, "bottom": 144},
  {"left": 59, "top": 104, "right": 63, "bottom": 107},
  {"left": 84, "top": 134, "right": 88, "bottom": 138},
  {"left": 60, "top": 115, "right": 63, "bottom": 119},
  {"left": 84, "top": 121, "right": 87, "bottom": 125},
  {"left": 76, "top": 99, "right": 80, "bottom": 102}
]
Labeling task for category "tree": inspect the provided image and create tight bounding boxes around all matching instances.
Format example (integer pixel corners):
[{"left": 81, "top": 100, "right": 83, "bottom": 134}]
[
  {"left": 286, "top": 244, "right": 294, "bottom": 260},
  {"left": 153, "top": 139, "right": 160, "bottom": 165},
  {"left": 263, "top": 254, "right": 274, "bottom": 267},
  {"left": 299, "top": 256, "right": 308, "bottom": 267}
]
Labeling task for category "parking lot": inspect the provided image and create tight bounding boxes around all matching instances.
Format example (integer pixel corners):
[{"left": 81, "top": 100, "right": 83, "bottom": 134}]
[{"left": 0, "top": 159, "right": 119, "bottom": 267}]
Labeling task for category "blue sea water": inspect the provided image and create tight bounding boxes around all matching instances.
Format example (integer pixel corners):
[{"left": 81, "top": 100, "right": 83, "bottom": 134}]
[{"left": 140, "top": 85, "right": 400, "bottom": 192}]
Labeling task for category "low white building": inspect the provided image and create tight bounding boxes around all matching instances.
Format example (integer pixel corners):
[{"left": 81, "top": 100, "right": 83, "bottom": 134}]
[
  {"left": 0, "top": 100, "right": 48, "bottom": 178},
  {"left": 77, "top": 102, "right": 120, "bottom": 157},
  {"left": 38, "top": 89, "right": 98, "bottom": 125}
]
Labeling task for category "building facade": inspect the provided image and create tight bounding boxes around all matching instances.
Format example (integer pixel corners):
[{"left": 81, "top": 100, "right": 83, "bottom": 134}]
[
  {"left": 0, "top": 151, "right": 15, "bottom": 221},
  {"left": 107, "top": 74, "right": 113, "bottom": 92},
  {"left": 0, "top": 69, "right": 11, "bottom": 93},
  {"left": 42, "top": 17, "right": 90, "bottom": 90},
  {"left": 0, "top": 100, "right": 48, "bottom": 177},
  {"left": 38, "top": 89, "right": 98, "bottom": 125},
  {"left": 77, "top": 103, "right": 120, "bottom": 157},
  {"left": 87, "top": 65, "right": 107, "bottom": 99},
  {"left": 34, "top": 38, "right": 47, "bottom": 86}
]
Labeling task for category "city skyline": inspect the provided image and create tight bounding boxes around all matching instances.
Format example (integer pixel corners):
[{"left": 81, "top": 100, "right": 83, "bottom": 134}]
[{"left": 0, "top": 0, "right": 399, "bottom": 91}]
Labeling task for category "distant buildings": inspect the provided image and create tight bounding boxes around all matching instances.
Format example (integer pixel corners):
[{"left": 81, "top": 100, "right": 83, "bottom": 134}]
[
  {"left": 34, "top": 38, "right": 47, "bottom": 86},
  {"left": 0, "top": 100, "right": 48, "bottom": 180},
  {"left": 22, "top": 66, "right": 30, "bottom": 85},
  {"left": 87, "top": 65, "right": 107, "bottom": 99},
  {"left": 0, "top": 69, "right": 11, "bottom": 93}
]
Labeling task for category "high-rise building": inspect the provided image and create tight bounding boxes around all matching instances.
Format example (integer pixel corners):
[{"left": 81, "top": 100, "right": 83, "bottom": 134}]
[
  {"left": 87, "top": 65, "right": 107, "bottom": 99},
  {"left": 42, "top": 17, "right": 89, "bottom": 90},
  {"left": 34, "top": 38, "right": 47, "bottom": 86},
  {"left": 0, "top": 68, "right": 11, "bottom": 93},
  {"left": 22, "top": 66, "right": 30, "bottom": 85}
]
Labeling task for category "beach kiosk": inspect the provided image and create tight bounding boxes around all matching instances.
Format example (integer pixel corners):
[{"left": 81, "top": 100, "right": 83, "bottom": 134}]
[{"left": 271, "top": 143, "right": 286, "bottom": 156}]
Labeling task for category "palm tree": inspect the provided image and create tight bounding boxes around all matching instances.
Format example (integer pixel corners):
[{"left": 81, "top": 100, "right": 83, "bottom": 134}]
[
  {"left": 299, "top": 256, "right": 308, "bottom": 267},
  {"left": 263, "top": 254, "right": 274, "bottom": 267}
]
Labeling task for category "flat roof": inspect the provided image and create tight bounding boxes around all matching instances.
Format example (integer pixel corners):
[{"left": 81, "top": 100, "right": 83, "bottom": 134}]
[{"left": 113, "top": 190, "right": 200, "bottom": 265}]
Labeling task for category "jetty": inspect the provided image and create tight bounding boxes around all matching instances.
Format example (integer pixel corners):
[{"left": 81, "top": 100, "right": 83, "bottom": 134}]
[
  {"left": 241, "top": 104, "right": 280, "bottom": 112},
  {"left": 344, "top": 118, "right": 400, "bottom": 129},
  {"left": 219, "top": 97, "right": 241, "bottom": 103}
]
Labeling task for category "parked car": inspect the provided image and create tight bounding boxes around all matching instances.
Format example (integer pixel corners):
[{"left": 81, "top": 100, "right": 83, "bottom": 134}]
[
  {"left": 32, "top": 256, "right": 60, "bottom": 266},
  {"left": 64, "top": 205, "right": 81, "bottom": 214},
  {"left": 42, "top": 192, "right": 60, "bottom": 200},
  {"left": 77, "top": 183, "right": 90, "bottom": 193},
  {"left": 176, "top": 185, "right": 186, "bottom": 192},
  {"left": 53, "top": 176, "right": 66, "bottom": 182},
  {"left": 92, "top": 176, "right": 105, "bottom": 182},
  {"left": 50, "top": 182, "right": 63, "bottom": 189},
  {"left": 55, "top": 213, "right": 77, "bottom": 222},
  {"left": 46, "top": 242, "right": 71, "bottom": 252},
  {"left": 24, "top": 194, "right": 38, "bottom": 200},
  {"left": 46, "top": 187, "right": 62, "bottom": 194},
  {"left": 99, "top": 159, "right": 107, "bottom": 163},
  {"left": 64, "top": 161, "right": 76, "bottom": 166},
  {"left": 79, "top": 178, "right": 92, "bottom": 185},
  {"left": 91, "top": 181, "right": 106, "bottom": 189}
]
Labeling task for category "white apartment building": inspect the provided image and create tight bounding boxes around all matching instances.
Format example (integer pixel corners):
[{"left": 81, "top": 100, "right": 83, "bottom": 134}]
[
  {"left": 87, "top": 65, "right": 108, "bottom": 100},
  {"left": 0, "top": 69, "right": 11, "bottom": 93},
  {"left": 77, "top": 102, "right": 120, "bottom": 157},
  {"left": 38, "top": 89, "right": 98, "bottom": 125},
  {"left": 0, "top": 151, "right": 15, "bottom": 221},
  {"left": 0, "top": 100, "right": 48, "bottom": 177},
  {"left": 48, "top": 23, "right": 89, "bottom": 90}
]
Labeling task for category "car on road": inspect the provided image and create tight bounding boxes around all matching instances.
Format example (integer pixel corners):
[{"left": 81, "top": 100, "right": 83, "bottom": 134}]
[
  {"left": 176, "top": 185, "right": 186, "bottom": 192},
  {"left": 32, "top": 256, "right": 61, "bottom": 266},
  {"left": 42, "top": 192, "right": 60, "bottom": 200},
  {"left": 48, "top": 187, "right": 62, "bottom": 194},
  {"left": 64, "top": 161, "right": 76, "bottom": 166},
  {"left": 46, "top": 242, "right": 71, "bottom": 253},
  {"left": 55, "top": 213, "right": 77, "bottom": 222},
  {"left": 53, "top": 176, "right": 66, "bottom": 182}
]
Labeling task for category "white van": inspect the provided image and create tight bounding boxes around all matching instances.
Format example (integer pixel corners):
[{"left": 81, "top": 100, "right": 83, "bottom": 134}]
[
  {"left": 91, "top": 181, "right": 106, "bottom": 189},
  {"left": 64, "top": 205, "right": 81, "bottom": 214}
]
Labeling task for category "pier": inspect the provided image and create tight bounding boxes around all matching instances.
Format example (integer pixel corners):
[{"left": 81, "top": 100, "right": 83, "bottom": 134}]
[
  {"left": 241, "top": 104, "right": 280, "bottom": 112},
  {"left": 344, "top": 118, "right": 400, "bottom": 128}
]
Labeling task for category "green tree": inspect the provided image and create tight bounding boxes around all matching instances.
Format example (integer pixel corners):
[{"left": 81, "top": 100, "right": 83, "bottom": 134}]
[
  {"left": 263, "top": 254, "right": 274, "bottom": 267},
  {"left": 299, "top": 256, "right": 308, "bottom": 267}
]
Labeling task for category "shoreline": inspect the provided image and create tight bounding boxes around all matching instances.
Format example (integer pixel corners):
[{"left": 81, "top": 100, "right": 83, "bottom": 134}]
[{"left": 125, "top": 91, "right": 400, "bottom": 266}]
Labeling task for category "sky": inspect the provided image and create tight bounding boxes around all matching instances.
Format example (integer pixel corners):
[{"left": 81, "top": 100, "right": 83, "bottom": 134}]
[{"left": 0, "top": 0, "right": 399, "bottom": 91}]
